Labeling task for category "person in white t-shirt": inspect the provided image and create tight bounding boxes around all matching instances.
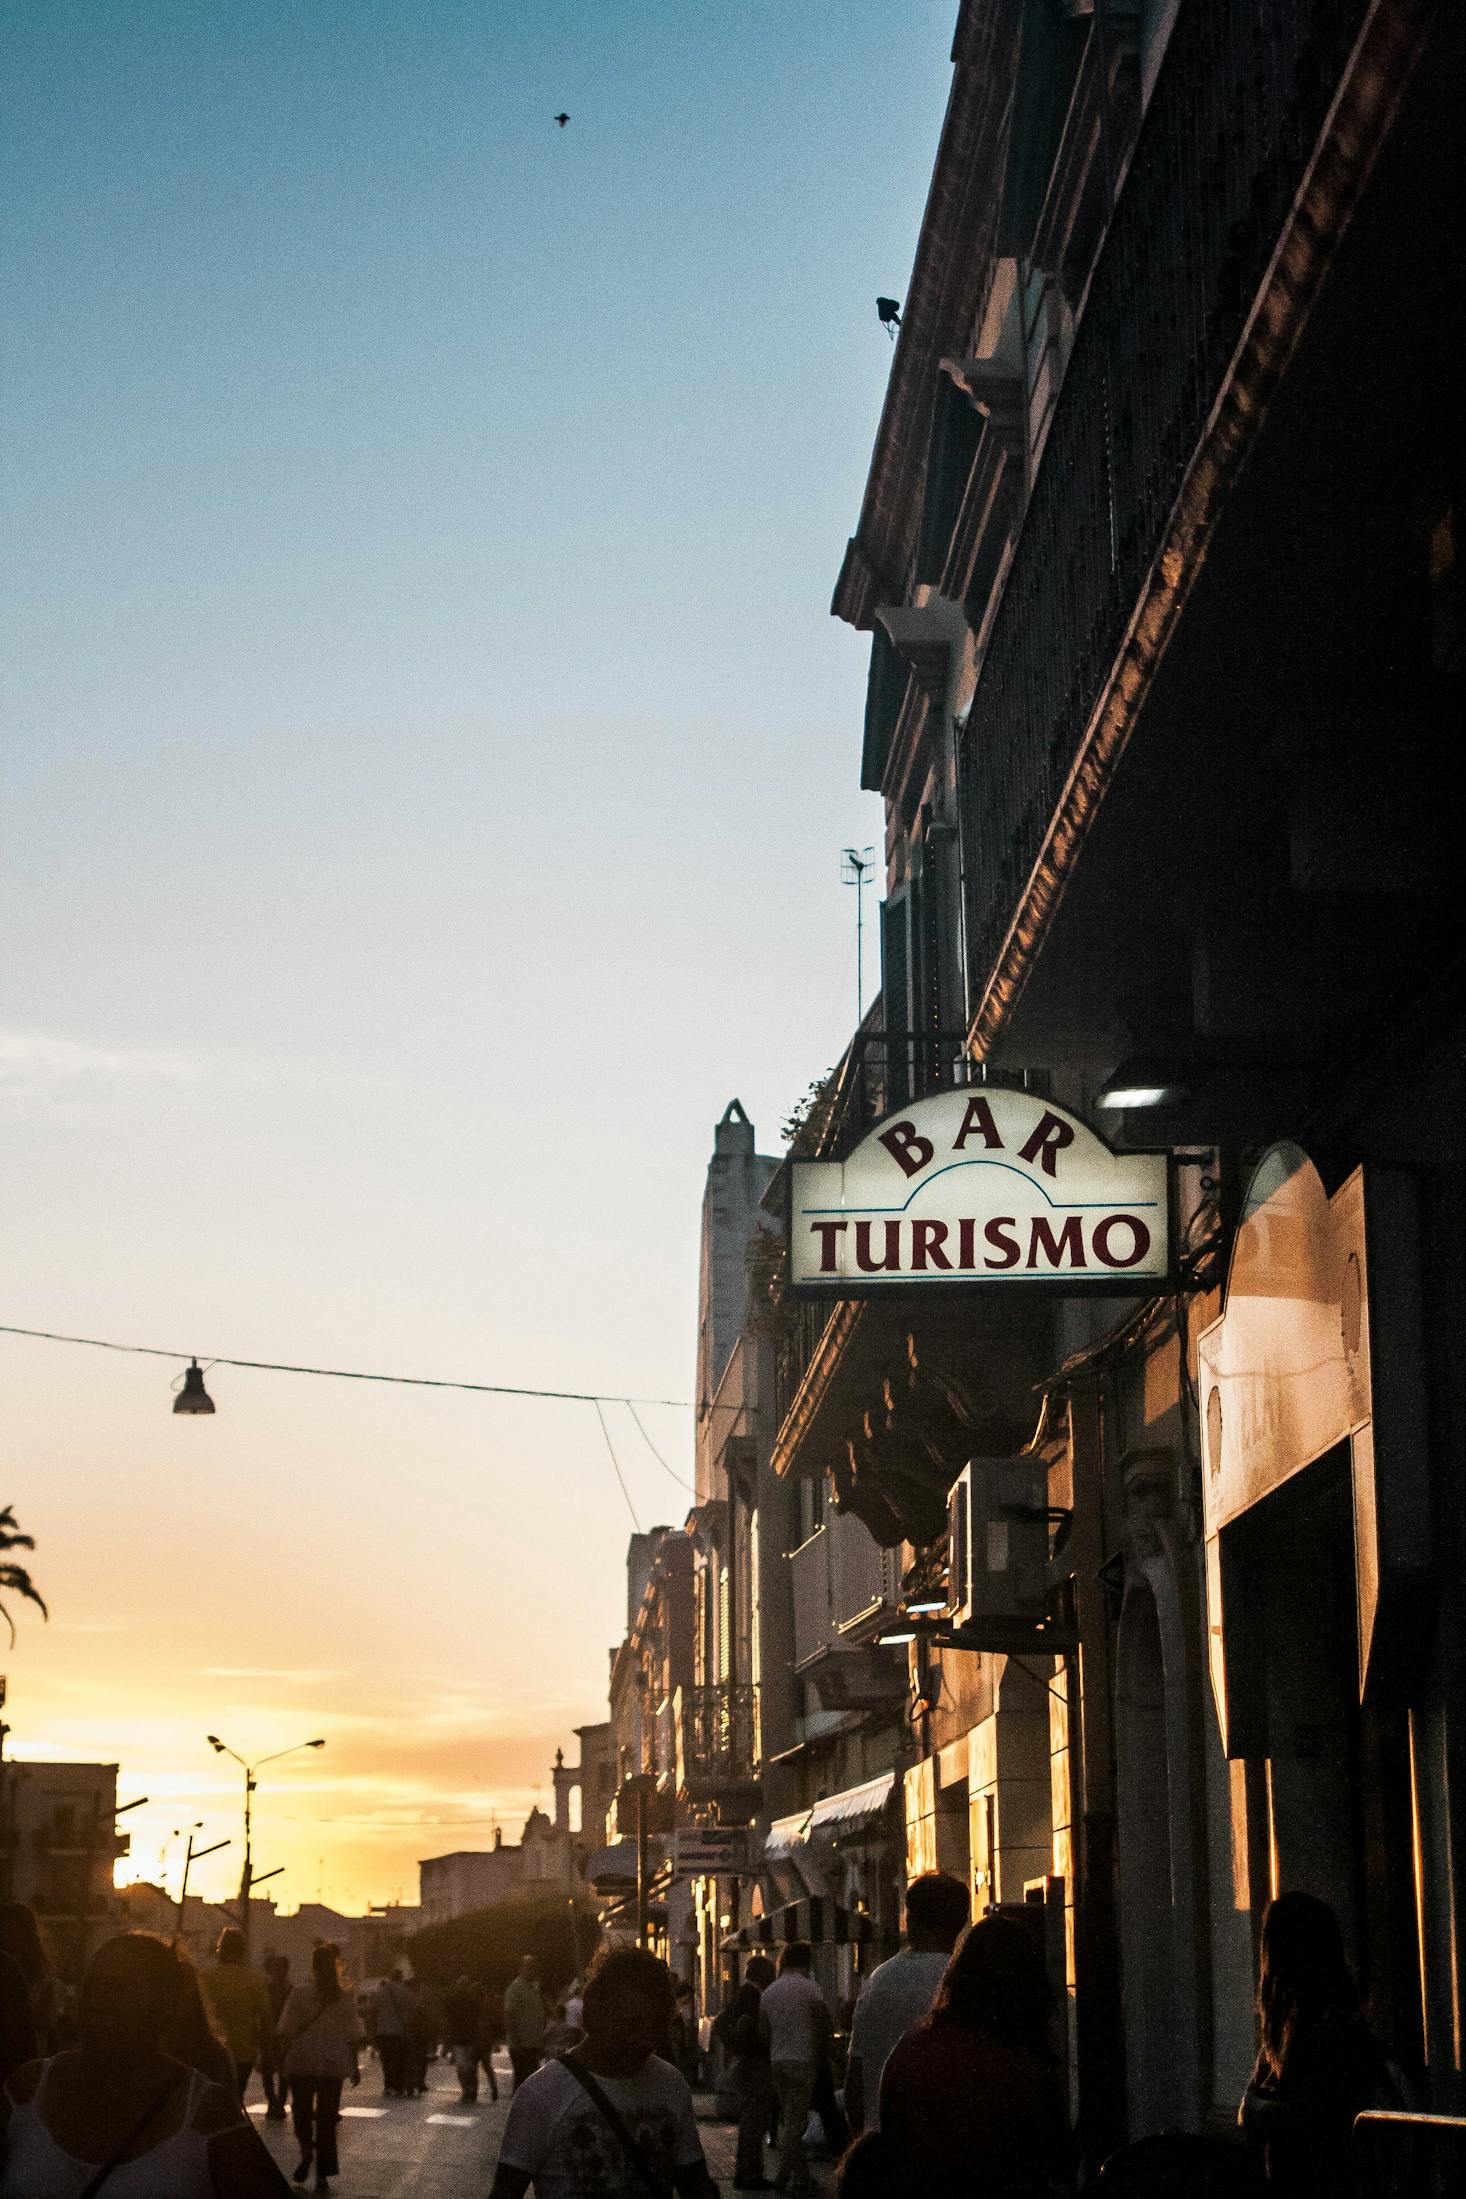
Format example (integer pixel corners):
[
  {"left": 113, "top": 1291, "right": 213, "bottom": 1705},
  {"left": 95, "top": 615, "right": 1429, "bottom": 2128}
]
[
  {"left": 844, "top": 1871, "right": 970, "bottom": 2133},
  {"left": 489, "top": 1946, "right": 717, "bottom": 2199},
  {"left": 756, "top": 1944, "right": 830, "bottom": 2197}
]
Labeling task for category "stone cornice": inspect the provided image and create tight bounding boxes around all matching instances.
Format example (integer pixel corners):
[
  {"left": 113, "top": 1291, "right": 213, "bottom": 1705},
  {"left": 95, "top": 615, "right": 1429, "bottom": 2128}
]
[{"left": 831, "top": 0, "right": 1021, "bottom": 632}]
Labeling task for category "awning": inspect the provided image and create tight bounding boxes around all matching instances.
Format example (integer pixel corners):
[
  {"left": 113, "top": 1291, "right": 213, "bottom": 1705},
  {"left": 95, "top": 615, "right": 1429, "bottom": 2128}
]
[
  {"left": 586, "top": 1839, "right": 665, "bottom": 1892},
  {"left": 806, "top": 1771, "right": 895, "bottom": 1842},
  {"left": 600, "top": 1897, "right": 669, "bottom": 1929},
  {"left": 720, "top": 1895, "right": 872, "bottom": 1953},
  {"left": 762, "top": 1810, "right": 813, "bottom": 1864}
]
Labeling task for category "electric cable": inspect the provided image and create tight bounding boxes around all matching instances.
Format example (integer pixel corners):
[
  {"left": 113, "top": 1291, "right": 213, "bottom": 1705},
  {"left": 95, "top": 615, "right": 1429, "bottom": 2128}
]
[
  {"left": 592, "top": 1397, "right": 641, "bottom": 1532},
  {"left": 625, "top": 1400, "right": 695, "bottom": 1494},
  {"left": 0, "top": 1323, "right": 686, "bottom": 1410}
]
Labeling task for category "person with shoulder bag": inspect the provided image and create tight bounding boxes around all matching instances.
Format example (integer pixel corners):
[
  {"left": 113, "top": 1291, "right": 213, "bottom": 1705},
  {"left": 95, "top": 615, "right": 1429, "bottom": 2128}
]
[
  {"left": 277, "top": 1945, "right": 364, "bottom": 2196},
  {"left": 490, "top": 1945, "right": 719, "bottom": 2199}
]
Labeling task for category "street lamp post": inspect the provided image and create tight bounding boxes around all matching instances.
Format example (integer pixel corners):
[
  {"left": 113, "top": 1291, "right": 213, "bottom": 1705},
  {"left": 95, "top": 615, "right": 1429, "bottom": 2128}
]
[
  {"left": 176, "top": 1828, "right": 230, "bottom": 1940},
  {"left": 207, "top": 1735, "right": 324, "bottom": 1959}
]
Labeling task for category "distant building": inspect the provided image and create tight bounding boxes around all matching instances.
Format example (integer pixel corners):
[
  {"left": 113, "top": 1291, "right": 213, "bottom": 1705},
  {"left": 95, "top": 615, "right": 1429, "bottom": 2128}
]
[
  {"left": 115, "top": 1882, "right": 419, "bottom": 1986},
  {"left": 589, "top": 1102, "right": 799, "bottom": 2029},
  {"left": 417, "top": 1729, "right": 613, "bottom": 1926},
  {"left": 418, "top": 1840, "right": 522, "bottom": 1928},
  {"left": 0, "top": 1758, "right": 130, "bottom": 1978},
  {"left": 696, "top": 1100, "right": 778, "bottom": 1505}
]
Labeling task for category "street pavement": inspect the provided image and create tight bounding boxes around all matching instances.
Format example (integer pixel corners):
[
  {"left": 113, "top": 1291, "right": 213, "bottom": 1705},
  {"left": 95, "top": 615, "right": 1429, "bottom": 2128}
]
[{"left": 247, "top": 2051, "right": 837, "bottom": 2195}]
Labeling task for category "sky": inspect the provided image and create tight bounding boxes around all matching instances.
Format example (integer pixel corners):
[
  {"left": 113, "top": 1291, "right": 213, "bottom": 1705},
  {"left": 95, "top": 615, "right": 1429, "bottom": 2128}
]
[{"left": 1, "top": 0, "right": 957, "bottom": 1915}]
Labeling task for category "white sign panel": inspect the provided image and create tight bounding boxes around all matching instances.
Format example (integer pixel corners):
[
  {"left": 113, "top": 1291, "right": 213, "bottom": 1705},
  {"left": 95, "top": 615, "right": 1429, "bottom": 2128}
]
[
  {"left": 789, "top": 1087, "right": 1169, "bottom": 1292},
  {"left": 674, "top": 1827, "right": 752, "bottom": 1878}
]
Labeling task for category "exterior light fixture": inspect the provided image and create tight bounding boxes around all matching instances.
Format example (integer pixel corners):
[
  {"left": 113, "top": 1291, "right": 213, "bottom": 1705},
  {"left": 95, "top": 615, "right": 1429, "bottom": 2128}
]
[
  {"left": 877, "top": 1629, "right": 917, "bottom": 1647},
  {"left": 1094, "top": 1055, "right": 1191, "bottom": 1111},
  {"left": 905, "top": 1599, "right": 948, "bottom": 1617},
  {"left": 174, "top": 1361, "right": 215, "bottom": 1415},
  {"left": 1097, "top": 1084, "right": 1173, "bottom": 1111}
]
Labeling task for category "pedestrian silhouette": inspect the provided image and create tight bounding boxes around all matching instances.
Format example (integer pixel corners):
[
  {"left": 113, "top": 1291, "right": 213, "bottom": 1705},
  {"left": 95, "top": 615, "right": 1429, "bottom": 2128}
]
[
  {"left": 1240, "top": 1891, "right": 1397, "bottom": 2197},
  {"left": 878, "top": 1913, "right": 1074, "bottom": 2197},
  {"left": 490, "top": 1947, "right": 716, "bottom": 2199},
  {"left": 0, "top": 1931, "right": 291, "bottom": 2195},
  {"left": 277, "top": 1942, "right": 365, "bottom": 2195}
]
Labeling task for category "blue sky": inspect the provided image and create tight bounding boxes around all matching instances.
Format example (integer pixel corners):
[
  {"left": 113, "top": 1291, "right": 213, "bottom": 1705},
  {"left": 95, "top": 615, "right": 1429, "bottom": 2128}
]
[{"left": 1, "top": 0, "right": 956, "bottom": 1907}]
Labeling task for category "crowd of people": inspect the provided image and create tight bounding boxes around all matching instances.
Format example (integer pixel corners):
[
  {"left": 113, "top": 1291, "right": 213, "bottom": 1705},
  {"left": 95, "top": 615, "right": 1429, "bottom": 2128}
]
[{"left": 0, "top": 1883, "right": 1411, "bottom": 2195}]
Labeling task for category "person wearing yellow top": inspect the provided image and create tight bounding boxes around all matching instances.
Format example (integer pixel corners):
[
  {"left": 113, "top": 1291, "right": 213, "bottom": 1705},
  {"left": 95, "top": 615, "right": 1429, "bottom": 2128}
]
[{"left": 201, "top": 1928, "right": 275, "bottom": 2105}]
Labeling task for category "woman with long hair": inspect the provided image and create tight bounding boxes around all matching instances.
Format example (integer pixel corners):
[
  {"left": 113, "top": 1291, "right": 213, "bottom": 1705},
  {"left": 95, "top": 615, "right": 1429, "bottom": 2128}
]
[
  {"left": 877, "top": 1914, "right": 1073, "bottom": 2198},
  {"left": 1240, "top": 1892, "right": 1387, "bottom": 2193},
  {"left": 0, "top": 1930, "right": 289, "bottom": 2196},
  {"left": 0, "top": 1902, "right": 64, "bottom": 2055},
  {"left": 276, "top": 1943, "right": 364, "bottom": 2195}
]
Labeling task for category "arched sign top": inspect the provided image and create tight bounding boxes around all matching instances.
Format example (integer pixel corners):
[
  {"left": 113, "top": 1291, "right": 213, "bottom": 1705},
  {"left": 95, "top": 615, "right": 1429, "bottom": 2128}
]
[{"left": 788, "top": 1086, "right": 1171, "bottom": 1293}]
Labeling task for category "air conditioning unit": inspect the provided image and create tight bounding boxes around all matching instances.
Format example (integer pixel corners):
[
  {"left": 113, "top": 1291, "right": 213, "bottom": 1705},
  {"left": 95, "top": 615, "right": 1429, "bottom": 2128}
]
[{"left": 948, "top": 1457, "right": 1050, "bottom": 1629}]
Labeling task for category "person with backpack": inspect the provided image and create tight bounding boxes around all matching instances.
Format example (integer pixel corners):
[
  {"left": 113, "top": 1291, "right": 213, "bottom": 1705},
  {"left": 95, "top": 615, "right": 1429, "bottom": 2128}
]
[
  {"left": 277, "top": 1944, "right": 364, "bottom": 2196},
  {"left": 489, "top": 1945, "right": 718, "bottom": 2198}
]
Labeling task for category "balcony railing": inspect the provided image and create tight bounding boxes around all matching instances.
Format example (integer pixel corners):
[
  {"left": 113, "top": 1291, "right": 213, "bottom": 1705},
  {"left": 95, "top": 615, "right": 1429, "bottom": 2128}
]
[
  {"left": 673, "top": 1683, "right": 760, "bottom": 1798},
  {"left": 831, "top": 1030, "right": 979, "bottom": 1146},
  {"left": 958, "top": 0, "right": 1371, "bottom": 1005}
]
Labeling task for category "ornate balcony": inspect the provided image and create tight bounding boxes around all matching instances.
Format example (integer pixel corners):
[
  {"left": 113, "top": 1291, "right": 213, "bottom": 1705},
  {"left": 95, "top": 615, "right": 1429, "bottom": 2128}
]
[{"left": 672, "top": 1683, "right": 761, "bottom": 1807}]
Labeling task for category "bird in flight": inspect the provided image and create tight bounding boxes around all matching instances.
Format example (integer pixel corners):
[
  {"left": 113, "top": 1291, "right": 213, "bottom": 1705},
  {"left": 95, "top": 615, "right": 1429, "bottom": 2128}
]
[
  {"left": 554, "top": 113, "right": 570, "bottom": 128},
  {"left": 877, "top": 297, "right": 902, "bottom": 338}
]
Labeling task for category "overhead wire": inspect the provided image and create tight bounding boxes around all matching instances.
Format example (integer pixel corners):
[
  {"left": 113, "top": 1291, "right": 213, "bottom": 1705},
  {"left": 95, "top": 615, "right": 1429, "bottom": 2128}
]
[
  {"left": 0, "top": 1322, "right": 687, "bottom": 1410},
  {"left": 625, "top": 1400, "right": 695, "bottom": 1495},
  {"left": 592, "top": 1397, "right": 642, "bottom": 1533}
]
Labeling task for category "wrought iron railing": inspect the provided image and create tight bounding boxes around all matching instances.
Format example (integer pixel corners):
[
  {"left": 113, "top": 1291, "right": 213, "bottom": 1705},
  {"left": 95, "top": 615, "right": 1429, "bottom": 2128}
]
[
  {"left": 674, "top": 1682, "right": 760, "bottom": 1790},
  {"left": 959, "top": 0, "right": 1371, "bottom": 1001},
  {"left": 836, "top": 1030, "right": 978, "bottom": 1140}
]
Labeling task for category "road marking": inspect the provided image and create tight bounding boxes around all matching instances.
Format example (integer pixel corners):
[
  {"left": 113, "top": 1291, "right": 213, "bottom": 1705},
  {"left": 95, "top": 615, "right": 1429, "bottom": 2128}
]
[
  {"left": 246, "top": 2105, "right": 267, "bottom": 2117},
  {"left": 426, "top": 2112, "right": 477, "bottom": 2125},
  {"left": 340, "top": 2106, "right": 389, "bottom": 2118}
]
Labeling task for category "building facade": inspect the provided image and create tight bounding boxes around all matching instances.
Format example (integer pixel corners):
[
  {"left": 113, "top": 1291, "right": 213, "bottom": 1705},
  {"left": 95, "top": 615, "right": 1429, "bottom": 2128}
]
[
  {"left": 750, "top": 0, "right": 1461, "bottom": 2168},
  {"left": 1, "top": 1757, "right": 131, "bottom": 1978},
  {"left": 418, "top": 1727, "right": 614, "bottom": 1927}
]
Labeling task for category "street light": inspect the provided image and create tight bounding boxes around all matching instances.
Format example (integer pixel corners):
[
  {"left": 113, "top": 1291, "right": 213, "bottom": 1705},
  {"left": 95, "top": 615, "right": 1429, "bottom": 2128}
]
[
  {"left": 173, "top": 1361, "right": 216, "bottom": 1415},
  {"left": 207, "top": 1734, "right": 324, "bottom": 1958}
]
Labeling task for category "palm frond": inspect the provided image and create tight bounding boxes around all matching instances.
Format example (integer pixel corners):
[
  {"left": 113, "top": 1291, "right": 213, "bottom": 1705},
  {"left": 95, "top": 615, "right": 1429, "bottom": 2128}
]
[
  {"left": 0, "top": 1507, "right": 47, "bottom": 1644},
  {"left": 0, "top": 1504, "right": 37, "bottom": 1556}
]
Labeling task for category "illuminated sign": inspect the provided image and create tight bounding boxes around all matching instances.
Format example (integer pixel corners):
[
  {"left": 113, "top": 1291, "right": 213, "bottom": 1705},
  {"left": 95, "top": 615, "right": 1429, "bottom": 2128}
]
[{"left": 788, "top": 1087, "right": 1170, "bottom": 1293}]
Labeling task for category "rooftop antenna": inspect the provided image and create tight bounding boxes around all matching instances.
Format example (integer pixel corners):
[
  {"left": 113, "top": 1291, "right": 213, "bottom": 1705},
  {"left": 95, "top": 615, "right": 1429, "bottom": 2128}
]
[{"left": 841, "top": 846, "right": 876, "bottom": 1024}]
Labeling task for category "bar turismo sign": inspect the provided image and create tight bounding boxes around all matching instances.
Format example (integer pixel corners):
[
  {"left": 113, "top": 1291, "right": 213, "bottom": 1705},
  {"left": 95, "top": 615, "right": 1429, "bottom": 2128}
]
[{"left": 788, "top": 1086, "right": 1170, "bottom": 1293}]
